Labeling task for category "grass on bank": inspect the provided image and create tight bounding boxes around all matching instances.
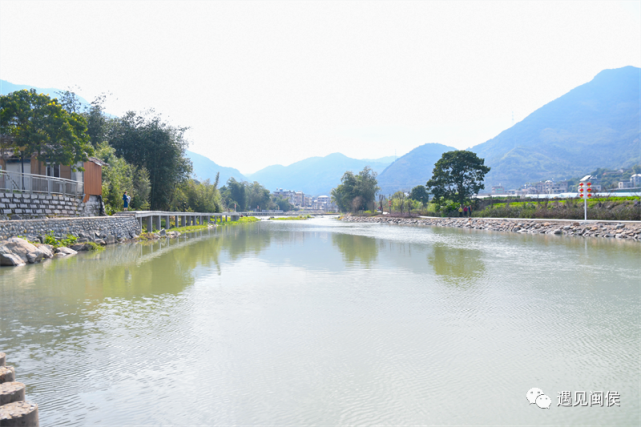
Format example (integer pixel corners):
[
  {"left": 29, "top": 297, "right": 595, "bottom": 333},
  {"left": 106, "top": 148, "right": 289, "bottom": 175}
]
[
  {"left": 140, "top": 216, "right": 260, "bottom": 234},
  {"left": 269, "top": 215, "right": 312, "bottom": 221},
  {"left": 472, "top": 197, "right": 641, "bottom": 221},
  {"left": 17, "top": 232, "right": 104, "bottom": 251}
]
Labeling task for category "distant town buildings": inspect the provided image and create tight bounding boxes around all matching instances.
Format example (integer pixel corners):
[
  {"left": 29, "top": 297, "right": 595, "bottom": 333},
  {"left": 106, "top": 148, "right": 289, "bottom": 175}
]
[
  {"left": 619, "top": 174, "right": 641, "bottom": 190},
  {"left": 501, "top": 179, "right": 571, "bottom": 196},
  {"left": 491, "top": 185, "right": 505, "bottom": 194},
  {"left": 273, "top": 188, "right": 337, "bottom": 211}
]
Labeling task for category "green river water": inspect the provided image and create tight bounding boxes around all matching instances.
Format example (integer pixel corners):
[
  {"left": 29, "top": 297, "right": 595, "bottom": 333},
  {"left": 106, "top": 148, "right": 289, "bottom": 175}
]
[{"left": 0, "top": 217, "right": 639, "bottom": 426}]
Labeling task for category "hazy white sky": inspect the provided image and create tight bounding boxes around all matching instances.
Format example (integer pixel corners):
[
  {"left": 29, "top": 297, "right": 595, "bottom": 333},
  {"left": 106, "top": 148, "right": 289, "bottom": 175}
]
[{"left": 1, "top": 1, "right": 640, "bottom": 174}]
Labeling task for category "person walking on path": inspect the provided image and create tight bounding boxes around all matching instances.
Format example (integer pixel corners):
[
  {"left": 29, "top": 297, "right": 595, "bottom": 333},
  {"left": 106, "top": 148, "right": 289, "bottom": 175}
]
[
  {"left": 463, "top": 205, "right": 468, "bottom": 217},
  {"left": 468, "top": 205, "right": 472, "bottom": 217},
  {"left": 458, "top": 205, "right": 463, "bottom": 217},
  {"left": 123, "top": 191, "right": 131, "bottom": 211}
]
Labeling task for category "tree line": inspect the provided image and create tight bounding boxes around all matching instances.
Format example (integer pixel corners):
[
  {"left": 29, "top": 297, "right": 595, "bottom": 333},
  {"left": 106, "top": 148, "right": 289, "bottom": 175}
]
[
  {"left": 331, "top": 150, "right": 490, "bottom": 215},
  {"left": 2, "top": 89, "right": 226, "bottom": 213}
]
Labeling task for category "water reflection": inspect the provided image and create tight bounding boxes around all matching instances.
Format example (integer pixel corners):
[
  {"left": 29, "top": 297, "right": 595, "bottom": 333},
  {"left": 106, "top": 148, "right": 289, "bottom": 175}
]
[
  {"left": 428, "top": 243, "right": 486, "bottom": 287},
  {"left": 331, "top": 233, "right": 380, "bottom": 267}
]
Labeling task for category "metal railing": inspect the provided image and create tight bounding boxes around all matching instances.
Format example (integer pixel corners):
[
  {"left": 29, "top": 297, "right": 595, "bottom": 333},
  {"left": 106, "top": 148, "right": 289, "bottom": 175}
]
[{"left": 0, "top": 170, "right": 84, "bottom": 197}]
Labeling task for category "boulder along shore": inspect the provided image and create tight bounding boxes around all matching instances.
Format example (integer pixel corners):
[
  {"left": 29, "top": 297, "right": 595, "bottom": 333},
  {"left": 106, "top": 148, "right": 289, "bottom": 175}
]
[{"left": 340, "top": 216, "right": 641, "bottom": 241}]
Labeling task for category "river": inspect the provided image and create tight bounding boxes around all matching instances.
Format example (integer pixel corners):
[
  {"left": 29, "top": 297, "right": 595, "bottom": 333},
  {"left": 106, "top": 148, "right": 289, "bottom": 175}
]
[{"left": 0, "top": 217, "right": 639, "bottom": 425}]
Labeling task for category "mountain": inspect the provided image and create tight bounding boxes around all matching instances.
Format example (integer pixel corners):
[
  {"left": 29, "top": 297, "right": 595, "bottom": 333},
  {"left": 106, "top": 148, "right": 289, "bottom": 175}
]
[
  {"left": 0, "top": 79, "right": 92, "bottom": 109},
  {"left": 470, "top": 66, "right": 641, "bottom": 190},
  {"left": 376, "top": 143, "right": 456, "bottom": 194},
  {"left": 246, "top": 153, "right": 394, "bottom": 195},
  {"left": 185, "top": 150, "right": 247, "bottom": 185}
]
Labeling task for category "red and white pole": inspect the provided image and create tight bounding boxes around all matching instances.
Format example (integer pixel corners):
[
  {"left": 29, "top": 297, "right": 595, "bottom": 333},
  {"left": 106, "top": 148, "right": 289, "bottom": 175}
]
[{"left": 579, "top": 182, "right": 592, "bottom": 221}]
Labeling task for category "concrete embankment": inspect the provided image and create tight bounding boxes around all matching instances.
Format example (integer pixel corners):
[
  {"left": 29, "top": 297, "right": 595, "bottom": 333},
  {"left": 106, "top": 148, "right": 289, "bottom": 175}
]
[
  {"left": 341, "top": 216, "right": 641, "bottom": 241},
  {"left": 0, "top": 216, "right": 141, "bottom": 243}
]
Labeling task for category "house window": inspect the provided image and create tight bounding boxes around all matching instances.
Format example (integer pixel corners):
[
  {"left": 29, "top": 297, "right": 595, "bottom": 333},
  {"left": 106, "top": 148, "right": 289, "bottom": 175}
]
[{"left": 47, "top": 165, "right": 60, "bottom": 178}]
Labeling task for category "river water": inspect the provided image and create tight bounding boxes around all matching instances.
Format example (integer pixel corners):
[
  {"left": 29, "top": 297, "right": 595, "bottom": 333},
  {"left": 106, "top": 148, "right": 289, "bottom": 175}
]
[{"left": 0, "top": 218, "right": 639, "bottom": 426}]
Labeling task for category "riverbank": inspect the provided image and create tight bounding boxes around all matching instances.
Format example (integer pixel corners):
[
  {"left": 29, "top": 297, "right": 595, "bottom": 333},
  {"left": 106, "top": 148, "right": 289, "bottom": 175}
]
[
  {"left": 268, "top": 215, "right": 312, "bottom": 221},
  {"left": 340, "top": 215, "right": 641, "bottom": 241},
  {"left": 0, "top": 216, "right": 263, "bottom": 267}
]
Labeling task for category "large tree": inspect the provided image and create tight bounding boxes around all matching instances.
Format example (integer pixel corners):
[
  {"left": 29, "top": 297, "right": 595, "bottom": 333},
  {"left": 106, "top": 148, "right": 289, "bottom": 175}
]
[
  {"left": 331, "top": 166, "right": 380, "bottom": 212},
  {"left": 246, "top": 181, "right": 271, "bottom": 211},
  {"left": 108, "top": 111, "right": 192, "bottom": 210},
  {"left": 0, "top": 89, "right": 93, "bottom": 174},
  {"left": 223, "top": 177, "right": 247, "bottom": 211},
  {"left": 426, "top": 150, "right": 490, "bottom": 206},
  {"left": 410, "top": 185, "right": 430, "bottom": 205}
]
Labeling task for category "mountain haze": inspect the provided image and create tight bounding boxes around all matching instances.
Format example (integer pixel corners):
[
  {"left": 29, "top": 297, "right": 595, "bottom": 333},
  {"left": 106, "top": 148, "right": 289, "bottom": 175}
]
[
  {"left": 247, "top": 153, "right": 393, "bottom": 195},
  {"left": 186, "top": 150, "right": 247, "bottom": 185},
  {"left": 0, "top": 79, "right": 92, "bottom": 109},
  {"left": 376, "top": 143, "right": 456, "bottom": 194},
  {"left": 470, "top": 66, "right": 641, "bottom": 189}
]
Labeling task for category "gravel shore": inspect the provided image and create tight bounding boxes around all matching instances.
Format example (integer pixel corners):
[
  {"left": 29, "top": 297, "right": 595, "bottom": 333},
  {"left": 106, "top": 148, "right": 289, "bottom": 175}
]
[{"left": 340, "top": 215, "right": 641, "bottom": 241}]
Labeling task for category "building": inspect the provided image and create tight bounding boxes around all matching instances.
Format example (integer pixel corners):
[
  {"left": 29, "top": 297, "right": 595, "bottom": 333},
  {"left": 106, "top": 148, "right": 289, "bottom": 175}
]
[
  {"left": 491, "top": 185, "right": 505, "bottom": 194},
  {"left": 629, "top": 174, "right": 641, "bottom": 187},
  {"left": 0, "top": 153, "right": 106, "bottom": 217},
  {"left": 0, "top": 154, "right": 104, "bottom": 202}
]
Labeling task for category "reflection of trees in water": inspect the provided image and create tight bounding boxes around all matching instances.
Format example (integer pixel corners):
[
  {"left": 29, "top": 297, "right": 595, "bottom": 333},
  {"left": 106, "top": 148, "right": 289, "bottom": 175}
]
[
  {"left": 331, "top": 233, "right": 380, "bottom": 267},
  {"left": 223, "top": 223, "right": 272, "bottom": 260},
  {"left": 428, "top": 243, "right": 486, "bottom": 287}
]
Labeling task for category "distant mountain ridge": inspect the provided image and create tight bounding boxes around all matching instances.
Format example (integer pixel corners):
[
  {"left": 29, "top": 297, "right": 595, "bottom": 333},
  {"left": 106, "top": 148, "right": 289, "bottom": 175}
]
[
  {"left": 470, "top": 66, "right": 641, "bottom": 189},
  {"left": 185, "top": 150, "right": 247, "bottom": 185},
  {"left": 247, "top": 153, "right": 393, "bottom": 195},
  {"left": 0, "top": 79, "right": 92, "bottom": 110},
  {"left": 376, "top": 143, "right": 456, "bottom": 194}
]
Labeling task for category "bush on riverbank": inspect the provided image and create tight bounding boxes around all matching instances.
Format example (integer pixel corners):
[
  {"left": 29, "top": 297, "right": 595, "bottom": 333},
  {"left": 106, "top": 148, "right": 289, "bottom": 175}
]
[
  {"left": 269, "top": 215, "right": 312, "bottom": 221},
  {"left": 473, "top": 197, "right": 641, "bottom": 220}
]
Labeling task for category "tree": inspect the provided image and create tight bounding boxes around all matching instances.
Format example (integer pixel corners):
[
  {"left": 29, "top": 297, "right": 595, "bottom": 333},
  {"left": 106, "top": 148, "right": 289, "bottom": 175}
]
[
  {"left": 95, "top": 141, "right": 151, "bottom": 213},
  {"left": 331, "top": 167, "right": 380, "bottom": 212},
  {"left": 246, "top": 181, "right": 271, "bottom": 210},
  {"left": 107, "top": 111, "right": 192, "bottom": 210},
  {"left": 273, "top": 197, "right": 293, "bottom": 211},
  {"left": 410, "top": 185, "right": 430, "bottom": 206},
  {"left": 224, "top": 177, "right": 246, "bottom": 211},
  {"left": 0, "top": 89, "right": 93, "bottom": 175},
  {"left": 354, "top": 166, "right": 379, "bottom": 211},
  {"left": 331, "top": 171, "right": 358, "bottom": 212},
  {"left": 85, "top": 93, "right": 110, "bottom": 147},
  {"left": 170, "top": 176, "right": 221, "bottom": 213},
  {"left": 426, "top": 150, "right": 490, "bottom": 206},
  {"left": 392, "top": 191, "right": 406, "bottom": 215}
]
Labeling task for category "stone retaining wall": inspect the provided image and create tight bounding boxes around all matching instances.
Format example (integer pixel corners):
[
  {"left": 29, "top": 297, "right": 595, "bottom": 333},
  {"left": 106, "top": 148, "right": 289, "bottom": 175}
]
[
  {"left": 0, "top": 216, "right": 141, "bottom": 243},
  {"left": 341, "top": 216, "right": 641, "bottom": 241},
  {"left": 0, "top": 192, "right": 104, "bottom": 219}
]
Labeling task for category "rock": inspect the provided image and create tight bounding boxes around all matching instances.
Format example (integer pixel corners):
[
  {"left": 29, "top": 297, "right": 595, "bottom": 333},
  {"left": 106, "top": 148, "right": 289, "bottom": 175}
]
[
  {"left": 552, "top": 229, "right": 562, "bottom": 235},
  {"left": 0, "top": 252, "right": 25, "bottom": 267},
  {"left": 0, "top": 238, "right": 50, "bottom": 265},
  {"left": 105, "top": 235, "right": 116, "bottom": 244},
  {"left": 563, "top": 226, "right": 571, "bottom": 230},
  {"left": 70, "top": 244, "right": 90, "bottom": 251},
  {"left": 95, "top": 239, "right": 106, "bottom": 245},
  {"left": 159, "top": 229, "right": 166, "bottom": 236},
  {"left": 54, "top": 247, "right": 77, "bottom": 256},
  {"left": 36, "top": 244, "right": 54, "bottom": 258},
  {"left": 616, "top": 224, "right": 625, "bottom": 229}
]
